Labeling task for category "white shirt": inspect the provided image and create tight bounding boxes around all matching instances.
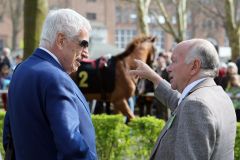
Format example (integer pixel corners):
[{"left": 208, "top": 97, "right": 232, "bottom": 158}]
[
  {"left": 177, "top": 78, "right": 206, "bottom": 106},
  {"left": 39, "top": 47, "right": 61, "bottom": 65}
]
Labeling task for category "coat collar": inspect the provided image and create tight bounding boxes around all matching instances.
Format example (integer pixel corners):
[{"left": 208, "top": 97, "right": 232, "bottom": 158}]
[
  {"left": 33, "top": 48, "right": 91, "bottom": 115},
  {"left": 33, "top": 48, "right": 65, "bottom": 72},
  {"left": 188, "top": 78, "right": 217, "bottom": 95}
]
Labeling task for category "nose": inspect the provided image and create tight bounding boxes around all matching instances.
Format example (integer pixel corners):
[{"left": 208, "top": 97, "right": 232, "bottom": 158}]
[
  {"left": 166, "top": 64, "right": 172, "bottom": 73},
  {"left": 81, "top": 48, "right": 89, "bottom": 59}
]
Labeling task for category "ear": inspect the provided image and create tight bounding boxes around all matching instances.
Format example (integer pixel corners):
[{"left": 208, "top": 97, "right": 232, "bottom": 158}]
[
  {"left": 190, "top": 59, "right": 201, "bottom": 75},
  {"left": 150, "top": 36, "right": 157, "bottom": 42},
  {"left": 56, "top": 33, "right": 65, "bottom": 49}
]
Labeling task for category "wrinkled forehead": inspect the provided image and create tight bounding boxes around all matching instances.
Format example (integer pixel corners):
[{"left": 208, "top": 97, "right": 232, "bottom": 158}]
[{"left": 172, "top": 42, "right": 190, "bottom": 59}]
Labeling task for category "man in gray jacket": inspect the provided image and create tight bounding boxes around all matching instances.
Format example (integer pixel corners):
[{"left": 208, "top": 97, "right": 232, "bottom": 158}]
[{"left": 129, "top": 39, "right": 236, "bottom": 160}]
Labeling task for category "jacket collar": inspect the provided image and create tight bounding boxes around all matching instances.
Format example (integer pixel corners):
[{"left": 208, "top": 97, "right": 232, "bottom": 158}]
[
  {"left": 33, "top": 48, "right": 65, "bottom": 72},
  {"left": 33, "top": 48, "right": 91, "bottom": 114},
  {"left": 188, "top": 78, "right": 217, "bottom": 95}
]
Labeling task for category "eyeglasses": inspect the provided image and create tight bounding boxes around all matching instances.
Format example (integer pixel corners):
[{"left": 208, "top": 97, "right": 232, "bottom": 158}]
[{"left": 78, "top": 40, "right": 89, "bottom": 48}]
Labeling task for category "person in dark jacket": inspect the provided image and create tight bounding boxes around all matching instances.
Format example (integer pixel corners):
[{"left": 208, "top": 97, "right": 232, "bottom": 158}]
[{"left": 3, "top": 8, "right": 97, "bottom": 160}]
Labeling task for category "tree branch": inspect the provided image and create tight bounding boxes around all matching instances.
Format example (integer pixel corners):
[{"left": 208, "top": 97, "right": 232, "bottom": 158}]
[{"left": 155, "top": 0, "right": 178, "bottom": 40}]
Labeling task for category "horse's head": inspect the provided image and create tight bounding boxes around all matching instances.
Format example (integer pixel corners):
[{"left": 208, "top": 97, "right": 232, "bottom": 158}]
[
  {"left": 115, "top": 35, "right": 156, "bottom": 68},
  {"left": 144, "top": 36, "right": 157, "bottom": 66}
]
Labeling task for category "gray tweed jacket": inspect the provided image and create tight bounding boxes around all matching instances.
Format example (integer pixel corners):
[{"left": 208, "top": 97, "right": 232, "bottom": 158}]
[{"left": 150, "top": 78, "right": 236, "bottom": 160}]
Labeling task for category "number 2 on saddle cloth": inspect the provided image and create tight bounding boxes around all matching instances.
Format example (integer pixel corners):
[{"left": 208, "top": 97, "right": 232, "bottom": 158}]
[{"left": 76, "top": 56, "right": 116, "bottom": 95}]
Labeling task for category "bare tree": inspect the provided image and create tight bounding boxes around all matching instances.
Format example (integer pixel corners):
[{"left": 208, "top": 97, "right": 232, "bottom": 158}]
[
  {"left": 225, "top": 0, "right": 240, "bottom": 61},
  {"left": 136, "top": 0, "right": 151, "bottom": 35},
  {"left": 120, "top": 0, "right": 152, "bottom": 35},
  {"left": 9, "top": 0, "right": 24, "bottom": 51},
  {"left": 151, "top": 0, "right": 188, "bottom": 43},
  {"left": 0, "top": 0, "right": 7, "bottom": 18},
  {"left": 195, "top": 0, "right": 240, "bottom": 61}
]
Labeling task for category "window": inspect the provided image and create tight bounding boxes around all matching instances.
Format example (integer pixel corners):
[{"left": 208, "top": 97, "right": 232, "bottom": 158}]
[
  {"left": 86, "top": 12, "right": 96, "bottom": 20},
  {"left": 186, "top": 31, "right": 192, "bottom": 40},
  {"left": 224, "top": 34, "right": 229, "bottom": 46},
  {"left": 115, "top": 6, "right": 122, "bottom": 23},
  {"left": 115, "top": 29, "right": 137, "bottom": 49},
  {"left": 115, "top": 5, "right": 136, "bottom": 24},
  {"left": 200, "top": 0, "right": 213, "bottom": 4},
  {"left": 202, "top": 19, "right": 215, "bottom": 29},
  {"left": 237, "top": 7, "right": 240, "bottom": 21},
  {"left": 0, "top": 15, "right": 3, "bottom": 22},
  {"left": 187, "top": 11, "right": 192, "bottom": 24},
  {"left": 129, "top": 13, "right": 137, "bottom": 23}
]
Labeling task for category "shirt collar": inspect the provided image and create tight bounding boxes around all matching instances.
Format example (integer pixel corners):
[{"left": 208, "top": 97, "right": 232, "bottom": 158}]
[
  {"left": 39, "top": 47, "right": 61, "bottom": 65},
  {"left": 178, "top": 78, "right": 206, "bottom": 106}
]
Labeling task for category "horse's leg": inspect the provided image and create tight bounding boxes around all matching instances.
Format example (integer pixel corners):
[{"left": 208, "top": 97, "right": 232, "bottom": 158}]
[{"left": 113, "top": 99, "right": 135, "bottom": 120}]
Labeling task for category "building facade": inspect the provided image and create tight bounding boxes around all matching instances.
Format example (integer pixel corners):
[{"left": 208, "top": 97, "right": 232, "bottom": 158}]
[{"left": 0, "top": 0, "right": 229, "bottom": 58}]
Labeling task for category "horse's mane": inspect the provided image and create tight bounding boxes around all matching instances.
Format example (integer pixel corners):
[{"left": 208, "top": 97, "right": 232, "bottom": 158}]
[{"left": 115, "top": 35, "right": 156, "bottom": 60}]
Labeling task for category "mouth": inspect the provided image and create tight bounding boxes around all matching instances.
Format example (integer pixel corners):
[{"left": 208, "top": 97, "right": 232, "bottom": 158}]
[
  {"left": 169, "top": 75, "right": 173, "bottom": 83},
  {"left": 76, "top": 58, "right": 81, "bottom": 66}
]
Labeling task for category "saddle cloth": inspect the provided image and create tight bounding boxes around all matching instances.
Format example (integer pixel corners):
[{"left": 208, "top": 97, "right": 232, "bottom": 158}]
[{"left": 76, "top": 57, "right": 116, "bottom": 94}]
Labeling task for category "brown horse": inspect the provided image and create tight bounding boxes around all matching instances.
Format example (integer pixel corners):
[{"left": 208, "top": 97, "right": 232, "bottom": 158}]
[{"left": 72, "top": 35, "right": 156, "bottom": 120}]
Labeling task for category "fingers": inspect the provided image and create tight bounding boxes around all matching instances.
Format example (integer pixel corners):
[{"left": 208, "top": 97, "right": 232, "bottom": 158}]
[
  {"left": 133, "top": 59, "right": 144, "bottom": 66},
  {"left": 129, "top": 59, "right": 153, "bottom": 80},
  {"left": 128, "top": 70, "right": 140, "bottom": 77}
]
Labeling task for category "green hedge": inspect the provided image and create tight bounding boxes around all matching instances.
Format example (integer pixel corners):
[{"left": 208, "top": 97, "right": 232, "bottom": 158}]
[
  {"left": 92, "top": 114, "right": 130, "bottom": 159},
  {"left": 92, "top": 115, "right": 165, "bottom": 159},
  {"left": 0, "top": 110, "right": 4, "bottom": 157},
  {"left": 235, "top": 123, "right": 240, "bottom": 160},
  {"left": 0, "top": 111, "right": 239, "bottom": 160}
]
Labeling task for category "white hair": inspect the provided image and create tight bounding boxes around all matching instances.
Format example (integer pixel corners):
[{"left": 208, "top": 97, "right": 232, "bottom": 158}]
[
  {"left": 39, "top": 8, "right": 92, "bottom": 48},
  {"left": 3, "top": 47, "right": 11, "bottom": 56},
  {"left": 227, "top": 62, "right": 238, "bottom": 74},
  {"left": 184, "top": 39, "right": 220, "bottom": 78}
]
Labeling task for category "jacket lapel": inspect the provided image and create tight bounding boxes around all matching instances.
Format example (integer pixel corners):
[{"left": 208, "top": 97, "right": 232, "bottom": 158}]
[
  {"left": 150, "top": 107, "right": 178, "bottom": 159},
  {"left": 74, "top": 86, "right": 91, "bottom": 115},
  {"left": 187, "top": 78, "right": 217, "bottom": 96},
  {"left": 150, "top": 78, "right": 216, "bottom": 159},
  {"left": 33, "top": 48, "right": 91, "bottom": 116}
]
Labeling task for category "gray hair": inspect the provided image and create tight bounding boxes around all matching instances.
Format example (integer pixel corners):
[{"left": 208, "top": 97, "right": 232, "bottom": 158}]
[
  {"left": 227, "top": 62, "right": 238, "bottom": 74},
  {"left": 39, "top": 8, "right": 91, "bottom": 48},
  {"left": 185, "top": 39, "right": 219, "bottom": 78},
  {"left": 2, "top": 47, "right": 11, "bottom": 56}
]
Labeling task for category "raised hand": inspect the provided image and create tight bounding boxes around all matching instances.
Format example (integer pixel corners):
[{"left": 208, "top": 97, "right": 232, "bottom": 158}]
[{"left": 128, "top": 59, "right": 162, "bottom": 87}]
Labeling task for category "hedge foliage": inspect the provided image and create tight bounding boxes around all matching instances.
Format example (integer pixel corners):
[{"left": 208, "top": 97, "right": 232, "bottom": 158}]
[
  {"left": 92, "top": 114, "right": 130, "bottom": 160},
  {"left": 0, "top": 111, "right": 239, "bottom": 160},
  {"left": 92, "top": 115, "right": 165, "bottom": 160},
  {"left": 235, "top": 123, "right": 240, "bottom": 160},
  {"left": 0, "top": 111, "right": 4, "bottom": 157}
]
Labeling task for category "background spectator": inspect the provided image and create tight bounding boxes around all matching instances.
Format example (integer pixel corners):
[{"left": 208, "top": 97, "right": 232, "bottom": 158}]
[
  {"left": 217, "top": 62, "right": 239, "bottom": 90},
  {"left": 1, "top": 48, "right": 12, "bottom": 69},
  {"left": 0, "top": 63, "right": 12, "bottom": 111}
]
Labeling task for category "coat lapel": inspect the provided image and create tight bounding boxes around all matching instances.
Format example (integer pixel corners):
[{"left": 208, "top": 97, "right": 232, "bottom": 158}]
[
  {"left": 150, "top": 107, "right": 178, "bottom": 159},
  {"left": 74, "top": 85, "right": 91, "bottom": 115},
  {"left": 187, "top": 78, "right": 217, "bottom": 96},
  {"left": 33, "top": 48, "right": 91, "bottom": 116},
  {"left": 150, "top": 78, "right": 216, "bottom": 159}
]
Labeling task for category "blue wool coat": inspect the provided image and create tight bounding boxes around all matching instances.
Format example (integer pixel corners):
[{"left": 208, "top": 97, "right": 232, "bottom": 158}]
[{"left": 4, "top": 48, "right": 97, "bottom": 160}]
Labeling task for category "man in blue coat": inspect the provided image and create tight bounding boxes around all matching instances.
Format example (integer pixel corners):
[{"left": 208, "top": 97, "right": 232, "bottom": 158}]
[{"left": 3, "top": 9, "right": 97, "bottom": 159}]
